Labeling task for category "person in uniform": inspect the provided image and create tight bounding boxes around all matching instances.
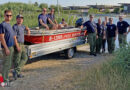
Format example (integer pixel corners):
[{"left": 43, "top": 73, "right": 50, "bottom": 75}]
[
  {"left": 83, "top": 15, "right": 97, "bottom": 56},
  {"left": 117, "top": 16, "right": 130, "bottom": 47},
  {"left": 105, "top": 16, "right": 109, "bottom": 25},
  {"left": 106, "top": 18, "right": 117, "bottom": 54},
  {"left": 38, "top": 8, "right": 56, "bottom": 30},
  {"left": 59, "top": 18, "right": 68, "bottom": 28},
  {"left": 0, "top": 10, "right": 15, "bottom": 87},
  {"left": 96, "top": 18, "right": 104, "bottom": 54},
  {"left": 47, "top": 8, "right": 58, "bottom": 29},
  {"left": 102, "top": 21, "right": 107, "bottom": 53},
  {"left": 12, "top": 14, "right": 30, "bottom": 80}
]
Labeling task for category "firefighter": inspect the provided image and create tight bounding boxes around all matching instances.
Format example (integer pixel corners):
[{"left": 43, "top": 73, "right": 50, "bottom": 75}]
[
  {"left": 96, "top": 18, "right": 104, "bottom": 54},
  {"left": 106, "top": 18, "right": 117, "bottom": 54},
  {"left": 117, "top": 16, "right": 130, "bottom": 47},
  {"left": 0, "top": 10, "right": 15, "bottom": 87},
  {"left": 38, "top": 8, "right": 56, "bottom": 30},
  {"left": 83, "top": 15, "right": 97, "bottom": 56},
  {"left": 12, "top": 14, "right": 30, "bottom": 80}
]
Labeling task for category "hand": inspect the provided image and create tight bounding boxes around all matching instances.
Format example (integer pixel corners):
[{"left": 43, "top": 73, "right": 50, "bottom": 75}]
[
  {"left": 124, "top": 33, "right": 127, "bottom": 36},
  {"left": 103, "top": 36, "right": 106, "bottom": 39},
  {"left": 114, "top": 37, "right": 116, "bottom": 40},
  {"left": 17, "top": 47, "right": 21, "bottom": 52},
  {"left": 5, "top": 48, "right": 10, "bottom": 56},
  {"left": 27, "top": 30, "right": 30, "bottom": 36},
  {"left": 25, "top": 26, "right": 29, "bottom": 31},
  {"left": 80, "top": 25, "right": 83, "bottom": 29},
  {"left": 96, "top": 35, "right": 98, "bottom": 39},
  {"left": 46, "top": 25, "right": 49, "bottom": 30}
]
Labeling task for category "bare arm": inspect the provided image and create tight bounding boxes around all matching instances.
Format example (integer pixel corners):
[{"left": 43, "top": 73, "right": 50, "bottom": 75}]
[
  {"left": 14, "top": 36, "right": 21, "bottom": 52},
  {"left": 0, "top": 34, "right": 10, "bottom": 55},
  {"left": 115, "top": 27, "right": 118, "bottom": 40},
  {"left": 95, "top": 28, "right": 98, "bottom": 39},
  {"left": 54, "top": 20, "right": 58, "bottom": 24},
  {"left": 103, "top": 30, "right": 106, "bottom": 39},
  {"left": 48, "top": 18, "right": 55, "bottom": 25},
  {"left": 39, "top": 19, "right": 49, "bottom": 30},
  {"left": 25, "top": 26, "right": 30, "bottom": 35}
]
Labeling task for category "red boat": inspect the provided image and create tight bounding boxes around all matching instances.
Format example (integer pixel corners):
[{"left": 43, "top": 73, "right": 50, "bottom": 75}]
[{"left": 25, "top": 27, "right": 87, "bottom": 44}]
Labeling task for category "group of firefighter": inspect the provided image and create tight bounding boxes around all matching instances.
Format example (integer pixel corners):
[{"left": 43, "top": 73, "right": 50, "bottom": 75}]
[
  {"left": 0, "top": 8, "right": 130, "bottom": 87},
  {"left": 0, "top": 10, "right": 30, "bottom": 87},
  {"left": 82, "top": 14, "right": 130, "bottom": 56},
  {"left": 0, "top": 8, "right": 68, "bottom": 87}
]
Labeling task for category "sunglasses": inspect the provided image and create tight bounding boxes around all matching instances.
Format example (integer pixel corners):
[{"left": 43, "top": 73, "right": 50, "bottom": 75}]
[{"left": 6, "top": 14, "right": 12, "bottom": 17}]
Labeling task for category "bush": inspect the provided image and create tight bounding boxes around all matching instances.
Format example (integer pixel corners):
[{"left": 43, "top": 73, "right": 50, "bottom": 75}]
[{"left": 74, "top": 43, "right": 130, "bottom": 90}]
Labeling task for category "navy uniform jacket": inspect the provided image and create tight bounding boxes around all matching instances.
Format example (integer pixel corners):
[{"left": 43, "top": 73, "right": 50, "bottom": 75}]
[
  {"left": 0, "top": 21, "right": 15, "bottom": 48},
  {"left": 117, "top": 21, "right": 129, "bottom": 34},
  {"left": 83, "top": 21, "right": 97, "bottom": 33},
  {"left": 96, "top": 23, "right": 104, "bottom": 37},
  {"left": 106, "top": 24, "right": 117, "bottom": 38}
]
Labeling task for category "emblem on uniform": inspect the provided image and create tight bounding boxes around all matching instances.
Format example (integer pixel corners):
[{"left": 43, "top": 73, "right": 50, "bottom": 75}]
[{"left": 111, "top": 26, "right": 113, "bottom": 30}]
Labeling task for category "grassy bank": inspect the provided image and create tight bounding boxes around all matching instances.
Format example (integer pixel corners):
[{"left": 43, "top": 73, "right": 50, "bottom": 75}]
[
  {"left": 0, "top": 2, "right": 78, "bottom": 27},
  {"left": 73, "top": 44, "right": 130, "bottom": 90}
]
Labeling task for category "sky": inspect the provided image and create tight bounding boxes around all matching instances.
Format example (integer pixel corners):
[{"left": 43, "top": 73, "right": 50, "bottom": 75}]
[{"left": 0, "top": 0, "right": 130, "bottom": 6}]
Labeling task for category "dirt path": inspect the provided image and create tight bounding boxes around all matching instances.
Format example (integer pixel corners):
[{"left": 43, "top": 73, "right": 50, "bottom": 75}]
[{"left": 0, "top": 45, "right": 110, "bottom": 90}]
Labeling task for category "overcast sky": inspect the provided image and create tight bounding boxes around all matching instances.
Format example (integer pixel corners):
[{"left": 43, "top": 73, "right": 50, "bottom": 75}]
[{"left": 0, "top": 0, "right": 130, "bottom": 6}]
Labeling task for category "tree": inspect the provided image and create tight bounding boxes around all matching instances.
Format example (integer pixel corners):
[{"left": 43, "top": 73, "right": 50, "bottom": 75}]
[
  {"left": 34, "top": 2, "right": 38, "bottom": 7},
  {"left": 49, "top": 4, "right": 62, "bottom": 12},
  {"left": 39, "top": 3, "right": 48, "bottom": 9},
  {"left": 104, "top": 9, "right": 110, "bottom": 14},
  {"left": 88, "top": 8, "right": 99, "bottom": 14},
  {"left": 113, "top": 8, "right": 121, "bottom": 14},
  {"left": 50, "top": 5, "right": 56, "bottom": 10}
]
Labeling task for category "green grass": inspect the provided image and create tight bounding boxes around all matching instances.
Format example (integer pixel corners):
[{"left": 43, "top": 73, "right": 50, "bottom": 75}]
[
  {"left": 0, "top": 2, "right": 78, "bottom": 27},
  {"left": 73, "top": 44, "right": 130, "bottom": 90}
]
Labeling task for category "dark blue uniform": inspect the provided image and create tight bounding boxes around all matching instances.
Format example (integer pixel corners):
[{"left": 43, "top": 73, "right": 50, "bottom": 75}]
[
  {"left": 96, "top": 23, "right": 104, "bottom": 53},
  {"left": 107, "top": 24, "right": 116, "bottom": 38},
  {"left": 117, "top": 21, "right": 129, "bottom": 47},
  {"left": 0, "top": 22, "right": 15, "bottom": 48},
  {"left": 83, "top": 21, "right": 97, "bottom": 33},
  {"left": 12, "top": 24, "right": 28, "bottom": 76},
  {"left": 106, "top": 24, "right": 116, "bottom": 53},
  {"left": 83, "top": 21, "right": 97, "bottom": 55},
  {"left": 38, "top": 14, "right": 48, "bottom": 27},
  {"left": 0, "top": 21, "right": 15, "bottom": 82},
  {"left": 117, "top": 21, "right": 129, "bottom": 34},
  {"left": 47, "top": 13, "right": 55, "bottom": 24},
  {"left": 13, "top": 24, "right": 26, "bottom": 43}
]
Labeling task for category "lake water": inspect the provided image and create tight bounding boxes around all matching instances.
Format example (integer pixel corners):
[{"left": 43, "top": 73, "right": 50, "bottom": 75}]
[{"left": 82, "top": 16, "right": 130, "bottom": 48}]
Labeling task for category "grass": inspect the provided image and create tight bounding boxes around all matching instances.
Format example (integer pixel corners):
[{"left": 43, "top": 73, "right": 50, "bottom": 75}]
[
  {"left": 72, "top": 44, "right": 130, "bottom": 90},
  {"left": 0, "top": 2, "right": 78, "bottom": 27}
]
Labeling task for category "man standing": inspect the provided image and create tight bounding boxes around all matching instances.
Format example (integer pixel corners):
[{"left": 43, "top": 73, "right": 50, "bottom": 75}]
[
  {"left": 38, "top": 8, "right": 55, "bottom": 30},
  {"left": 105, "top": 16, "right": 109, "bottom": 25},
  {"left": 96, "top": 18, "right": 104, "bottom": 54},
  {"left": 0, "top": 10, "right": 14, "bottom": 86},
  {"left": 83, "top": 15, "right": 97, "bottom": 56},
  {"left": 117, "top": 16, "right": 130, "bottom": 47},
  {"left": 102, "top": 21, "right": 107, "bottom": 53},
  {"left": 12, "top": 14, "right": 30, "bottom": 80},
  {"left": 106, "top": 18, "right": 117, "bottom": 54}
]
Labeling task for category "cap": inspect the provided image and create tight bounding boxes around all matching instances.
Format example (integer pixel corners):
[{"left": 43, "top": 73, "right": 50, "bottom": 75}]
[{"left": 16, "top": 14, "right": 24, "bottom": 19}]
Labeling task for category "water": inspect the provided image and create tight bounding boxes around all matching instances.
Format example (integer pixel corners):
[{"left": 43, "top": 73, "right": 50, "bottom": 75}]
[{"left": 83, "top": 16, "right": 130, "bottom": 48}]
